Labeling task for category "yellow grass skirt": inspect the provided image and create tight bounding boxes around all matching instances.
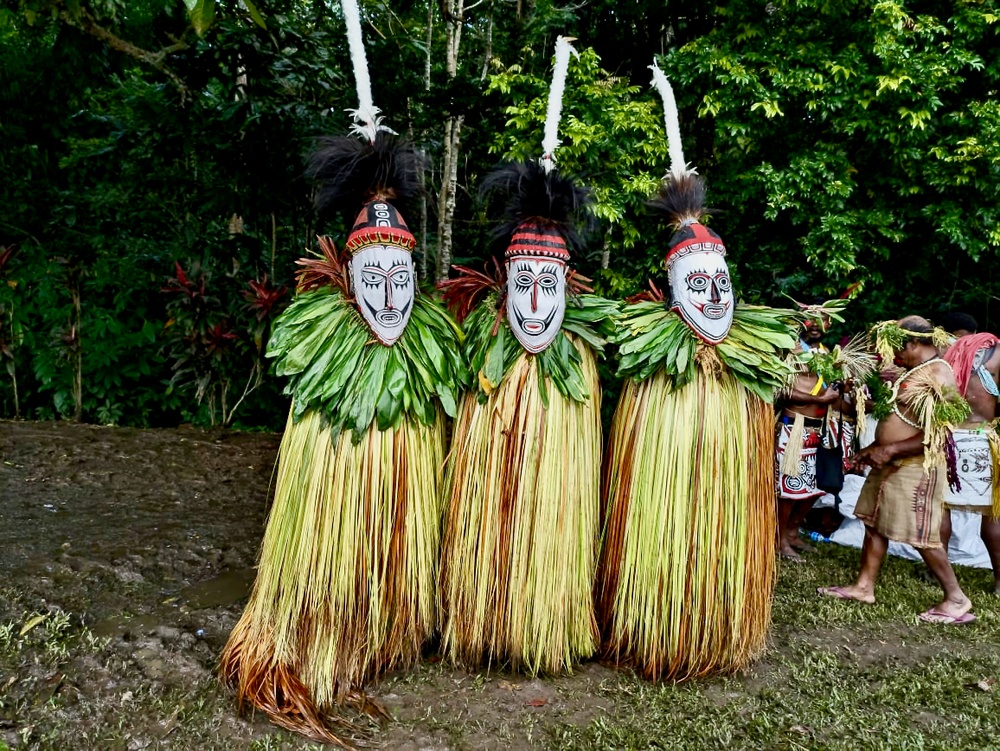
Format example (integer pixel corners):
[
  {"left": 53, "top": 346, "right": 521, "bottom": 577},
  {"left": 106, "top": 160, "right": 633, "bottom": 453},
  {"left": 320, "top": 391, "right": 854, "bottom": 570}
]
[
  {"left": 439, "top": 338, "right": 601, "bottom": 674},
  {"left": 598, "top": 367, "right": 776, "bottom": 681},
  {"left": 219, "top": 406, "right": 445, "bottom": 743}
]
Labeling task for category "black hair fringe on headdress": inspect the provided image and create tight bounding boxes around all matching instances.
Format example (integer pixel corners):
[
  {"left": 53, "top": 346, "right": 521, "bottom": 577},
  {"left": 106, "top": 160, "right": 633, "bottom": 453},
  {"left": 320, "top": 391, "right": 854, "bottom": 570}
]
[
  {"left": 307, "top": 131, "right": 423, "bottom": 224},
  {"left": 647, "top": 172, "right": 711, "bottom": 230},
  {"left": 479, "top": 160, "right": 595, "bottom": 255}
]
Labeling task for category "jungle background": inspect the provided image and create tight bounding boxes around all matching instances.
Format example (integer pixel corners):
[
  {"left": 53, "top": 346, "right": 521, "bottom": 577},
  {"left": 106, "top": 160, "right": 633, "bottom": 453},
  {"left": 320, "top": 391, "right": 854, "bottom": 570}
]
[{"left": 2, "top": 0, "right": 999, "bottom": 429}]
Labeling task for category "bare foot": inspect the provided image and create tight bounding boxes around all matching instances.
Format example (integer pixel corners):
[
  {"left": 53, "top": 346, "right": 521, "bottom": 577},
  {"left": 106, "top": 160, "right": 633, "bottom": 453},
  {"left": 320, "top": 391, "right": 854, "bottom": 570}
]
[
  {"left": 918, "top": 595, "right": 973, "bottom": 625},
  {"left": 816, "top": 584, "right": 876, "bottom": 604},
  {"left": 790, "top": 538, "right": 816, "bottom": 554},
  {"left": 779, "top": 543, "right": 805, "bottom": 563}
]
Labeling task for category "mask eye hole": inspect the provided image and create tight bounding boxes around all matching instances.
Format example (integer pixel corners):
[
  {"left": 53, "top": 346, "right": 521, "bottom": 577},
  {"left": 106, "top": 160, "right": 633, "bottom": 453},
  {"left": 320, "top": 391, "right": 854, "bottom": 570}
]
[
  {"left": 361, "top": 271, "right": 384, "bottom": 286},
  {"left": 537, "top": 273, "right": 558, "bottom": 289},
  {"left": 514, "top": 272, "right": 534, "bottom": 288},
  {"left": 686, "top": 273, "right": 710, "bottom": 291},
  {"left": 714, "top": 274, "right": 731, "bottom": 291},
  {"left": 390, "top": 270, "right": 410, "bottom": 285}
]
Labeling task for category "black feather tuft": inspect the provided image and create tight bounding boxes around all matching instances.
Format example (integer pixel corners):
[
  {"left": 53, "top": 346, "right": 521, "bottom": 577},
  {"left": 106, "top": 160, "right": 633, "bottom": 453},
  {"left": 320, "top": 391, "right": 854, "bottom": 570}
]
[
  {"left": 479, "top": 160, "right": 595, "bottom": 256},
  {"left": 648, "top": 172, "right": 710, "bottom": 229},
  {"left": 306, "top": 132, "right": 424, "bottom": 225}
]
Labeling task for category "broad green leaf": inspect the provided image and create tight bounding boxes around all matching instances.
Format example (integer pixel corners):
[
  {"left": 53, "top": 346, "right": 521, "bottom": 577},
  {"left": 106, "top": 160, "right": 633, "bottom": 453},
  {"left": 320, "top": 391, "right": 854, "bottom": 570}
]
[
  {"left": 241, "top": 0, "right": 267, "bottom": 29},
  {"left": 188, "top": 0, "right": 216, "bottom": 37}
]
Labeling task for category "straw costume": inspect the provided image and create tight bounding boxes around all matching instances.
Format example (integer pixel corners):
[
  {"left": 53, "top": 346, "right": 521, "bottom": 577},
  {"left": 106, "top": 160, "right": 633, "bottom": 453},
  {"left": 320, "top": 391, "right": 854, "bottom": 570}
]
[
  {"left": 597, "top": 65, "right": 801, "bottom": 681},
  {"left": 437, "top": 37, "right": 617, "bottom": 675},
  {"left": 219, "top": 2, "right": 463, "bottom": 743}
]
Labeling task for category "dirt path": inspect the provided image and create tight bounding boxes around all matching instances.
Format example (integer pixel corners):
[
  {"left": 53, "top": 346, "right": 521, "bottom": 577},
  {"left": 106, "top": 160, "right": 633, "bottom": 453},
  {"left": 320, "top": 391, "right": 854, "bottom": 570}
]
[{"left": 0, "top": 421, "right": 618, "bottom": 750}]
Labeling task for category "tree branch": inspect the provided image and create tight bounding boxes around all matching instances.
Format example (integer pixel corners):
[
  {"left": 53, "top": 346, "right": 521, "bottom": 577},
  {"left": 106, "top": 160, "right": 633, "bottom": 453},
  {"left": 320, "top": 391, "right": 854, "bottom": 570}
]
[{"left": 59, "top": 8, "right": 190, "bottom": 98}]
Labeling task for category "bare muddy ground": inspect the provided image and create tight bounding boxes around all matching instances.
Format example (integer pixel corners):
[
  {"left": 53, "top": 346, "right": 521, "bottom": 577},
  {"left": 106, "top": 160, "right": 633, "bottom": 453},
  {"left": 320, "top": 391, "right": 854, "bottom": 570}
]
[{"left": 2, "top": 420, "right": 1000, "bottom": 751}]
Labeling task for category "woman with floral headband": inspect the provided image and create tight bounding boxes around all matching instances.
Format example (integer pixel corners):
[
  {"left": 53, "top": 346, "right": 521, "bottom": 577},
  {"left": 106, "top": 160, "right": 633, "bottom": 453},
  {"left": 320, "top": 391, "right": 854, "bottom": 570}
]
[{"left": 819, "top": 315, "right": 975, "bottom": 625}]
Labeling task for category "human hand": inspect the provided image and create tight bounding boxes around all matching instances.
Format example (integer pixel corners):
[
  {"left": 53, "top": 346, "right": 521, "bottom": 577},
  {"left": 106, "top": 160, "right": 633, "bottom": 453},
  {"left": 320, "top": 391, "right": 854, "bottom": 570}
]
[
  {"left": 817, "top": 388, "right": 841, "bottom": 405},
  {"left": 878, "top": 368, "right": 900, "bottom": 384},
  {"left": 851, "top": 444, "right": 894, "bottom": 470}
]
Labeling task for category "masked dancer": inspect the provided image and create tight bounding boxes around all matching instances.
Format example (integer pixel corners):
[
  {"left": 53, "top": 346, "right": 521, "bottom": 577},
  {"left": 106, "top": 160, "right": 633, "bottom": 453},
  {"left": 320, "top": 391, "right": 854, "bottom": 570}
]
[
  {"left": 219, "top": 1, "right": 463, "bottom": 742},
  {"left": 437, "top": 37, "right": 617, "bottom": 676},
  {"left": 598, "top": 64, "right": 801, "bottom": 681}
]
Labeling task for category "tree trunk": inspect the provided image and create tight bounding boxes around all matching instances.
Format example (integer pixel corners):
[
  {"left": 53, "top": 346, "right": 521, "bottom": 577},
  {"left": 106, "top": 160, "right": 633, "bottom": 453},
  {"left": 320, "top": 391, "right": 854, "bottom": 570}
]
[
  {"left": 418, "top": 147, "right": 429, "bottom": 281},
  {"left": 435, "top": 0, "right": 465, "bottom": 282},
  {"left": 424, "top": 0, "right": 434, "bottom": 92},
  {"left": 480, "top": 5, "right": 493, "bottom": 81},
  {"left": 70, "top": 274, "right": 83, "bottom": 422},
  {"left": 436, "top": 115, "right": 464, "bottom": 281}
]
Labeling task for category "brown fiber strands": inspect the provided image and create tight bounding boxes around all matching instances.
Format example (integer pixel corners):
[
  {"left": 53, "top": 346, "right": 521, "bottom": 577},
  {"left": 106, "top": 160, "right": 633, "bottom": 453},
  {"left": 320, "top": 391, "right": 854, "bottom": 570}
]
[
  {"left": 219, "top": 407, "right": 445, "bottom": 746},
  {"left": 439, "top": 336, "right": 601, "bottom": 675},
  {"left": 598, "top": 368, "right": 776, "bottom": 681}
]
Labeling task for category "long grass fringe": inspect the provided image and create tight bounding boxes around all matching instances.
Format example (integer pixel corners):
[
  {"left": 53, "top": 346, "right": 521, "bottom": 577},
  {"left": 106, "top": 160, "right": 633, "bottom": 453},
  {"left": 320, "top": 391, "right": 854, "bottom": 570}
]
[
  {"left": 779, "top": 411, "right": 806, "bottom": 478},
  {"left": 597, "top": 368, "right": 776, "bottom": 681},
  {"left": 439, "top": 336, "right": 601, "bottom": 675},
  {"left": 990, "top": 427, "right": 1000, "bottom": 520},
  {"left": 220, "top": 406, "right": 446, "bottom": 745}
]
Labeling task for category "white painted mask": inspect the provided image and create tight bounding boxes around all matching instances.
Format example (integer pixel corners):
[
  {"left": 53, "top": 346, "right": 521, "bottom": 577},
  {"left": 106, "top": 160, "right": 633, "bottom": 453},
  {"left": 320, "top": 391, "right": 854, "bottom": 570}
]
[
  {"left": 669, "top": 248, "right": 734, "bottom": 344},
  {"left": 350, "top": 244, "right": 415, "bottom": 345},
  {"left": 505, "top": 256, "right": 567, "bottom": 354}
]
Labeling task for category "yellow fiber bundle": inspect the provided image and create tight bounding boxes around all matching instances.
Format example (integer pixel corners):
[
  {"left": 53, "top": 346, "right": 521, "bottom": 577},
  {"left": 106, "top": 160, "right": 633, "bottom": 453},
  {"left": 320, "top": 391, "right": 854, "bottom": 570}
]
[
  {"left": 439, "top": 336, "right": 601, "bottom": 675},
  {"left": 598, "top": 368, "right": 775, "bottom": 681},
  {"left": 220, "top": 406, "right": 445, "bottom": 744}
]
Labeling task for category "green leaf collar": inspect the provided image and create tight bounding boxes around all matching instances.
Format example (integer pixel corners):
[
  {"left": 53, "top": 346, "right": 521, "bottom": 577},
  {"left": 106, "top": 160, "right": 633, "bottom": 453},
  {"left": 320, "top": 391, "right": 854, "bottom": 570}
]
[
  {"left": 463, "top": 294, "right": 618, "bottom": 404},
  {"left": 267, "top": 287, "right": 464, "bottom": 439},
  {"left": 614, "top": 302, "right": 800, "bottom": 402}
]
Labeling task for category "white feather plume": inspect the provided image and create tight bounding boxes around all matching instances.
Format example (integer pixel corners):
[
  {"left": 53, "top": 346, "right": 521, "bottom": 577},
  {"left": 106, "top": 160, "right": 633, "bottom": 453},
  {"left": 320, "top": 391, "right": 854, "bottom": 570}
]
[
  {"left": 540, "top": 36, "right": 578, "bottom": 174},
  {"left": 649, "top": 61, "right": 690, "bottom": 179},
  {"left": 341, "top": 0, "right": 388, "bottom": 142}
]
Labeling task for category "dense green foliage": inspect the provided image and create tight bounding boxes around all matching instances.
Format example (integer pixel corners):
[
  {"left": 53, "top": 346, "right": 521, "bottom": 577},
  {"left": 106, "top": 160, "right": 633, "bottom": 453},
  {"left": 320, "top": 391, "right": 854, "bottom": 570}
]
[{"left": 1, "top": 0, "right": 998, "bottom": 426}]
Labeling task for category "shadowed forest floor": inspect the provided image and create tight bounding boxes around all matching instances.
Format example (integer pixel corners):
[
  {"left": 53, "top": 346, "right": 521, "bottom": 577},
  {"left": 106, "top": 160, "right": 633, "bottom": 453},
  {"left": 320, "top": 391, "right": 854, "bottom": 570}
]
[{"left": 1, "top": 420, "right": 999, "bottom": 750}]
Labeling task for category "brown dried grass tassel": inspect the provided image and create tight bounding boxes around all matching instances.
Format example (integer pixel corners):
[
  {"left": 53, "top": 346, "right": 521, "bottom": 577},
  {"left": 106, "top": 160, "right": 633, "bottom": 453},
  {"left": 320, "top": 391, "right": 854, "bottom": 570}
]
[{"left": 220, "top": 407, "right": 445, "bottom": 746}]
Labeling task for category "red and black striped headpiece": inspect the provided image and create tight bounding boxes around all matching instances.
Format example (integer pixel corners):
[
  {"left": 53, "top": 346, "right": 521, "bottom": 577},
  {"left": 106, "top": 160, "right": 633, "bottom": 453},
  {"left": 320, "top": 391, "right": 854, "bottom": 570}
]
[
  {"left": 505, "top": 221, "right": 571, "bottom": 262},
  {"left": 664, "top": 221, "right": 726, "bottom": 268},
  {"left": 346, "top": 198, "right": 416, "bottom": 255}
]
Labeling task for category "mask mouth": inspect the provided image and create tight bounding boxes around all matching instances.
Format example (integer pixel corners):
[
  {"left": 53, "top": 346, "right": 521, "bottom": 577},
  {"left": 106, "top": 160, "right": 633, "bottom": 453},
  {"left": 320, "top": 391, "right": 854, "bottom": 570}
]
[
  {"left": 375, "top": 310, "right": 403, "bottom": 326},
  {"left": 514, "top": 308, "right": 556, "bottom": 336},
  {"left": 701, "top": 303, "right": 728, "bottom": 319},
  {"left": 512, "top": 305, "right": 558, "bottom": 337},
  {"left": 520, "top": 319, "right": 547, "bottom": 334}
]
